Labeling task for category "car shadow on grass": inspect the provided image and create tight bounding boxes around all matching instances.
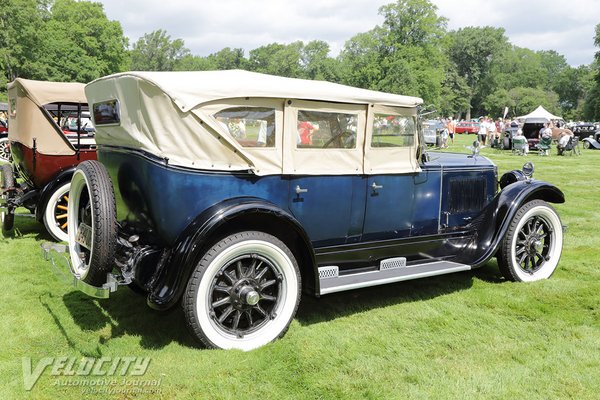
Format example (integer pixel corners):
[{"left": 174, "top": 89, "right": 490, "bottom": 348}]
[
  {"left": 296, "top": 263, "right": 505, "bottom": 326},
  {"left": 58, "top": 289, "right": 198, "bottom": 351},
  {"left": 0, "top": 213, "right": 54, "bottom": 242},
  {"left": 55, "top": 263, "right": 505, "bottom": 351}
]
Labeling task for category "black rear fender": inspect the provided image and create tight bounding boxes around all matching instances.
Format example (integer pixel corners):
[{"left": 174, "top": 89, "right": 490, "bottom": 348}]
[{"left": 146, "top": 197, "right": 316, "bottom": 311}]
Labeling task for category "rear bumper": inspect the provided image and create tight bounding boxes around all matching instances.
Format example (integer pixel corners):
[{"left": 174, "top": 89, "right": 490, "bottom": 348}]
[{"left": 41, "top": 242, "right": 118, "bottom": 299}]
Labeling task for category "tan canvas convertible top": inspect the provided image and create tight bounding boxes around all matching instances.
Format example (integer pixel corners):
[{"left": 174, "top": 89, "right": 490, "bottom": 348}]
[
  {"left": 86, "top": 70, "right": 424, "bottom": 175},
  {"left": 8, "top": 78, "right": 88, "bottom": 156}
]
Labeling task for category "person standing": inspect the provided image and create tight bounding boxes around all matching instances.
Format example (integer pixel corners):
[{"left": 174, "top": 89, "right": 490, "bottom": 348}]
[
  {"left": 446, "top": 117, "right": 456, "bottom": 145},
  {"left": 478, "top": 117, "right": 488, "bottom": 145},
  {"left": 487, "top": 117, "right": 497, "bottom": 144}
]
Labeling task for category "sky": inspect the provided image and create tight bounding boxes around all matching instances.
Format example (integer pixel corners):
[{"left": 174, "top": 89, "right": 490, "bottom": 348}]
[{"left": 98, "top": 0, "right": 600, "bottom": 66}]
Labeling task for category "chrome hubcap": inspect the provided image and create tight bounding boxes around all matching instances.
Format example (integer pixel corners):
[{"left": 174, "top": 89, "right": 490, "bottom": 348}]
[
  {"left": 515, "top": 215, "right": 551, "bottom": 274},
  {"left": 209, "top": 254, "right": 282, "bottom": 337}
]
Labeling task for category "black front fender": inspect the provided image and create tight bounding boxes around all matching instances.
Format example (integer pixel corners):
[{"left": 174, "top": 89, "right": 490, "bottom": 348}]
[
  {"left": 35, "top": 167, "right": 75, "bottom": 221},
  {"left": 146, "top": 197, "right": 315, "bottom": 311},
  {"left": 454, "top": 179, "right": 564, "bottom": 267},
  {"left": 582, "top": 137, "right": 600, "bottom": 149}
]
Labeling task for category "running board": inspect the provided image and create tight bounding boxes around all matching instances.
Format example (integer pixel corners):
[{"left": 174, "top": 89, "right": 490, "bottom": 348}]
[{"left": 318, "top": 260, "right": 471, "bottom": 295}]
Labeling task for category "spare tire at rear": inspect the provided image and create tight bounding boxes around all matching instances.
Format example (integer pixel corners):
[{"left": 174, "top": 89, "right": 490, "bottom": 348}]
[{"left": 67, "top": 160, "right": 118, "bottom": 286}]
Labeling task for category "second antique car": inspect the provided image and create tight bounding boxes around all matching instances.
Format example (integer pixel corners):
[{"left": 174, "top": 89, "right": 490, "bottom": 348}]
[
  {"left": 1, "top": 78, "right": 96, "bottom": 241},
  {"left": 55, "top": 70, "right": 564, "bottom": 351}
]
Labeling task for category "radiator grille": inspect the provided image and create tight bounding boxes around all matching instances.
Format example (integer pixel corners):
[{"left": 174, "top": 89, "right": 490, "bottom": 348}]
[{"left": 448, "top": 177, "right": 487, "bottom": 213}]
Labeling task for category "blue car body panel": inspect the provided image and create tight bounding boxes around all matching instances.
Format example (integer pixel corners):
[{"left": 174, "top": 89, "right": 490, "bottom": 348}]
[
  {"left": 100, "top": 146, "right": 563, "bottom": 310},
  {"left": 100, "top": 147, "right": 496, "bottom": 249}
]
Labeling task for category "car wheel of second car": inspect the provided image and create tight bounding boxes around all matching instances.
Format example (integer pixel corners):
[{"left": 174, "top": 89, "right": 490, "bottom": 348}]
[
  {"left": 67, "top": 160, "right": 118, "bottom": 286},
  {"left": 1, "top": 163, "right": 15, "bottom": 232},
  {"left": 183, "top": 231, "right": 301, "bottom": 350},
  {"left": 43, "top": 182, "right": 70, "bottom": 242},
  {"left": 0, "top": 137, "right": 10, "bottom": 163},
  {"left": 498, "top": 200, "right": 563, "bottom": 282}
]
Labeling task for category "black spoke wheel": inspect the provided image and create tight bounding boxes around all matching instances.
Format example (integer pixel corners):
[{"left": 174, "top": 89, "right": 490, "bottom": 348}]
[
  {"left": 183, "top": 231, "right": 301, "bottom": 350},
  {"left": 1, "top": 163, "right": 15, "bottom": 232},
  {"left": 209, "top": 254, "right": 282, "bottom": 337},
  {"left": 499, "top": 200, "right": 563, "bottom": 282}
]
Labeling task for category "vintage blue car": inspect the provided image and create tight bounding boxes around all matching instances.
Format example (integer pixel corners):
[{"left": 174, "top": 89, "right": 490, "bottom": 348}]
[{"left": 58, "top": 71, "right": 564, "bottom": 350}]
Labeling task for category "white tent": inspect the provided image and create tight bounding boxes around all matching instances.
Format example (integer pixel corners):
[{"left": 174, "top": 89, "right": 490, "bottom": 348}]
[{"left": 517, "top": 106, "right": 562, "bottom": 122}]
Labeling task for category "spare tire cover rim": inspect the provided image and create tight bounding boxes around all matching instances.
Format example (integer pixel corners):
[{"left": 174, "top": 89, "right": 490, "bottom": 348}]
[{"left": 68, "top": 170, "right": 95, "bottom": 279}]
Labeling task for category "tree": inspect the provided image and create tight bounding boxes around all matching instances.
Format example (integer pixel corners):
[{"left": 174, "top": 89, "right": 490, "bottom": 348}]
[
  {"left": 248, "top": 42, "right": 303, "bottom": 77},
  {"left": 584, "top": 23, "right": 600, "bottom": 120},
  {"left": 0, "top": 0, "right": 50, "bottom": 81},
  {"left": 206, "top": 48, "right": 247, "bottom": 70},
  {"left": 439, "top": 67, "right": 471, "bottom": 118},
  {"left": 174, "top": 54, "right": 215, "bottom": 71},
  {"left": 130, "top": 29, "right": 189, "bottom": 71},
  {"left": 43, "top": 0, "right": 129, "bottom": 82},
  {"left": 339, "top": 0, "right": 447, "bottom": 105},
  {"left": 338, "top": 30, "right": 384, "bottom": 90},
  {"left": 0, "top": 0, "right": 128, "bottom": 91},
  {"left": 301, "top": 40, "right": 340, "bottom": 82},
  {"left": 508, "top": 87, "right": 560, "bottom": 116},
  {"left": 447, "top": 26, "right": 510, "bottom": 118},
  {"left": 481, "top": 88, "right": 514, "bottom": 117}
]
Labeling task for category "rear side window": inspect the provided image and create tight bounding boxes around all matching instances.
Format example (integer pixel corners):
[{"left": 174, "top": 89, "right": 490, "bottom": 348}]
[
  {"left": 214, "top": 107, "right": 276, "bottom": 147},
  {"left": 297, "top": 110, "right": 357, "bottom": 149},
  {"left": 371, "top": 114, "right": 416, "bottom": 147}
]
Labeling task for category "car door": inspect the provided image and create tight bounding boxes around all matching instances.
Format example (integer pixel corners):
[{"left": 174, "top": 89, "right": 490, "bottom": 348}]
[
  {"left": 361, "top": 106, "right": 435, "bottom": 241},
  {"left": 283, "top": 100, "right": 367, "bottom": 247},
  {"left": 288, "top": 176, "right": 364, "bottom": 247}
]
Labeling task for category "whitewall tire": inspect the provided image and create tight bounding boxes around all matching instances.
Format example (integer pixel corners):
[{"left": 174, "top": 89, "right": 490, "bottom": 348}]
[
  {"left": 183, "top": 231, "right": 301, "bottom": 350},
  {"left": 43, "top": 182, "right": 70, "bottom": 242},
  {"left": 67, "top": 161, "right": 117, "bottom": 286},
  {"left": 499, "top": 200, "right": 563, "bottom": 282}
]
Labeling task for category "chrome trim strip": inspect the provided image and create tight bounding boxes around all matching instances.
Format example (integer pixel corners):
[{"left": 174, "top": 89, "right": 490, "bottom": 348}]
[{"left": 319, "top": 261, "right": 471, "bottom": 295}]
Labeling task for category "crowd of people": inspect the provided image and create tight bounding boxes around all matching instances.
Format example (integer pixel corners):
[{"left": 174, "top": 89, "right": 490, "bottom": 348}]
[
  {"left": 434, "top": 116, "right": 517, "bottom": 148},
  {"left": 431, "top": 115, "right": 580, "bottom": 157}
]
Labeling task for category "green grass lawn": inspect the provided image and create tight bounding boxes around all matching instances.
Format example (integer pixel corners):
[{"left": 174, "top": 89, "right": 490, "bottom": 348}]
[{"left": 1, "top": 134, "right": 599, "bottom": 399}]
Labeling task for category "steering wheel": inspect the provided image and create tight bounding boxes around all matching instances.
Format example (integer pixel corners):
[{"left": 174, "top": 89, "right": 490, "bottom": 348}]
[{"left": 322, "top": 131, "right": 355, "bottom": 148}]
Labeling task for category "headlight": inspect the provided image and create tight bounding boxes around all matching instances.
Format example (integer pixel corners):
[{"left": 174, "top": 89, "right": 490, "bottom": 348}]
[{"left": 522, "top": 162, "right": 534, "bottom": 178}]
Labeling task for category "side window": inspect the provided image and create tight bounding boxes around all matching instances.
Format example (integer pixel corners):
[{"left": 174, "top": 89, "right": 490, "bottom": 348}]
[
  {"left": 297, "top": 110, "right": 357, "bottom": 149},
  {"left": 372, "top": 114, "right": 416, "bottom": 147},
  {"left": 214, "top": 107, "right": 276, "bottom": 147}
]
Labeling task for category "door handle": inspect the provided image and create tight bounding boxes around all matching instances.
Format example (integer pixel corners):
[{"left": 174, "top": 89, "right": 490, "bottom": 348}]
[
  {"left": 295, "top": 185, "right": 308, "bottom": 195},
  {"left": 371, "top": 182, "right": 383, "bottom": 190}
]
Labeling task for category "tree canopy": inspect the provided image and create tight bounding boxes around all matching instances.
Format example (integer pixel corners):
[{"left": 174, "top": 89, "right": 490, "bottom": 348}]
[
  {"left": 0, "top": 0, "right": 595, "bottom": 120},
  {"left": 0, "top": 0, "right": 128, "bottom": 87}
]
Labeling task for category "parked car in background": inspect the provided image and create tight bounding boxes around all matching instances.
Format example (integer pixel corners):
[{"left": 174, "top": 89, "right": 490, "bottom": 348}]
[
  {"left": 571, "top": 123, "right": 597, "bottom": 141},
  {"left": 582, "top": 130, "right": 600, "bottom": 149},
  {"left": 51, "top": 70, "right": 565, "bottom": 351},
  {"left": 0, "top": 78, "right": 96, "bottom": 241},
  {"left": 421, "top": 119, "right": 441, "bottom": 146},
  {"left": 500, "top": 125, "right": 519, "bottom": 150},
  {"left": 455, "top": 121, "right": 479, "bottom": 134},
  {"left": 0, "top": 120, "right": 9, "bottom": 162}
]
